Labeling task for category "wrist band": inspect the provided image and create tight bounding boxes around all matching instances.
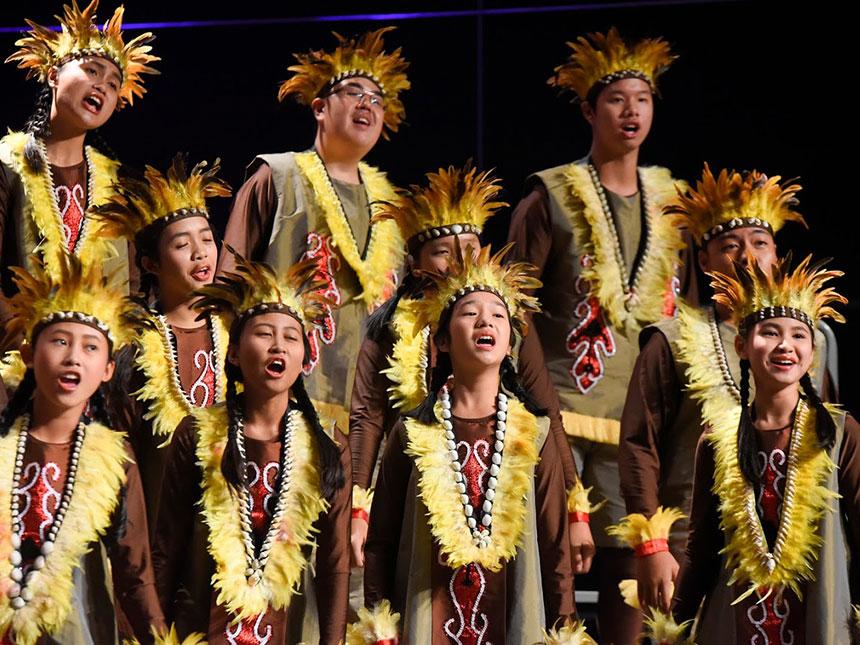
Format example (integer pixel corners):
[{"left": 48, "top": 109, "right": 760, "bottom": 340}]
[
  {"left": 352, "top": 508, "right": 369, "bottom": 523},
  {"left": 568, "top": 511, "right": 590, "bottom": 523},
  {"left": 634, "top": 538, "right": 669, "bottom": 557}
]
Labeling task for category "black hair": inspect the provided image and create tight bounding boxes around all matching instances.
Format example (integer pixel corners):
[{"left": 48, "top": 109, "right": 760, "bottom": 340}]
[
  {"left": 365, "top": 272, "right": 425, "bottom": 342},
  {"left": 407, "top": 300, "right": 546, "bottom": 424},
  {"left": 736, "top": 350, "right": 837, "bottom": 486},
  {"left": 0, "top": 369, "right": 37, "bottom": 438},
  {"left": 219, "top": 325, "right": 345, "bottom": 502},
  {"left": 22, "top": 84, "right": 53, "bottom": 173}
]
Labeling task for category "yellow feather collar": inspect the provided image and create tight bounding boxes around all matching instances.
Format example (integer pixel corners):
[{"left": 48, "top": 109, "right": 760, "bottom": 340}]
[
  {"left": 0, "top": 417, "right": 128, "bottom": 645},
  {"left": 404, "top": 396, "right": 540, "bottom": 571},
  {"left": 132, "top": 313, "right": 228, "bottom": 444},
  {"left": 382, "top": 298, "right": 429, "bottom": 412},
  {"left": 0, "top": 132, "right": 120, "bottom": 278},
  {"left": 562, "top": 163, "right": 682, "bottom": 333},
  {"left": 709, "top": 398, "right": 838, "bottom": 601},
  {"left": 293, "top": 151, "right": 403, "bottom": 309},
  {"left": 675, "top": 302, "right": 742, "bottom": 438},
  {"left": 194, "top": 404, "right": 328, "bottom": 620}
]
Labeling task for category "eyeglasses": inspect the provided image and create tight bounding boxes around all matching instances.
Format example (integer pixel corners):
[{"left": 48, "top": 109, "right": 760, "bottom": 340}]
[{"left": 328, "top": 85, "right": 385, "bottom": 109}]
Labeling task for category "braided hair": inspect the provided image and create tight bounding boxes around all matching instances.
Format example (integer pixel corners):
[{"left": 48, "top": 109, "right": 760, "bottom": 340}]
[{"left": 22, "top": 84, "right": 53, "bottom": 173}]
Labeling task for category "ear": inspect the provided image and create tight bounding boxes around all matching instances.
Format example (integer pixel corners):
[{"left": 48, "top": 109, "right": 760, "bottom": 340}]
[
  {"left": 698, "top": 247, "right": 710, "bottom": 275},
  {"left": 101, "top": 359, "right": 116, "bottom": 383},
  {"left": 734, "top": 334, "right": 748, "bottom": 361},
  {"left": 580, "top": 101, "right": 595, "bottom": 125},
  {"left": 435, "top": 334, "right": 450, "bottom": 354},
  {"left": 311, "top": 97, "right": 327, "bottom": 123},
  {"left": 47, "top": 65, "right": 60, "bottom": 89},
  {"left": 227, "top": 343, "right": 240, "bottom": 367},
  {"left": 19, "top": 342, "right": 33, "bottom": 367},
  {"left": 140, "top": 254, "right": 159, "bottom": 276}
]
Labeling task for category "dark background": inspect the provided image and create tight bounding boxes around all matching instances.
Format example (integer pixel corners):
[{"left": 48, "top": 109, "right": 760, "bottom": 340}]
[{"left": 2, "top": 1, "right": 857, "bottom": 412}]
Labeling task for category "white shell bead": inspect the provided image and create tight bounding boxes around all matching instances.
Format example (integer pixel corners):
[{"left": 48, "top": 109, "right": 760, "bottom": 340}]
[
  {"left": 481, "top": 514, "right": 493, "bottom": 527},
  {"left": 485, "top": 489, "right": 495, "bottom": 501},
  {"left": 491, "top": 453, "right": 502, "bottom": 465},
  {"left": 482, "top": 500, "right": 493, "bottom": 513},
  {"left": 489, "top": 464, "right": 500, "bottom": 477}
]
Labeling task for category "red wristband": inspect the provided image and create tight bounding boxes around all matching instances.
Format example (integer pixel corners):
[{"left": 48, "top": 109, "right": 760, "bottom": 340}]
[
  {"left": 634, "top": 538, "right": 669, "bottom": 557},
  {"left": 568, "top": 511, "right": 590, "bottom": 523},
  {"left": 352, "top": 508, "right": 369, "bottom": 523},
  {"left": 375, "top": 640, "right": 398, "bottom": 645}
]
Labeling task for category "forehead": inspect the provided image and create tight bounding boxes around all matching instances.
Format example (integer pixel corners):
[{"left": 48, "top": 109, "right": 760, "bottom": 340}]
[
  {"left": 424, "top": 233, "right": 481, "bottom": 251},
  {"left": 755, "top": 317, "right": 811, "bottom": 334},
  {"left": 161, "top": 215, "right": 212, "bottom": 239},
  {"left": 72, "top": 55, "right": 123, "bottom": 80},
  {"left": 453, "top": 290, "right": 508, "bottom": 311},
  {"left": 710, "top": 226, "right": 773, "bottom": 247},
  {"left": 244, "top": 311, "right": 303, "bottom": 332},
  {"left": 601, "top": 77, "right": 652, "bottom": 97},
  {"left": 38, "top": 320, "right": 108, "bottom": 343}
]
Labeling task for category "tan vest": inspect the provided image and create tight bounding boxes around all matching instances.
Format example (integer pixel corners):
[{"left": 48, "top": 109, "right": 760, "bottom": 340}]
[{"left": 532, "top": 161, "right": 680, "bottom": 445}]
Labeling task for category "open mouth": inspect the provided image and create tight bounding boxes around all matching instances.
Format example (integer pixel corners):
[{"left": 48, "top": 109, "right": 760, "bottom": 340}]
[
  {"left": 353, "top": 114, "right": 371, "bottom": 126},
  {"left": 475, "top": 335, "right": 496, "bottom": 349},
  {"left": 621, "top": 123, "right": 640, "bottom": 137},
  {"left": 58, "top": 372, "right": 81, "bottom": 391},
  {"left": 191, "top": 266, "right": 211, "bottom": 282},
  {"left": 83, "top": 95, "right": 103, "bottom": 113},
  {"left": 771, "top": 358, "right": 795, "bottom": 367},
  {"left": 265, "top": 358, "right": 286, "bottom": 377}
]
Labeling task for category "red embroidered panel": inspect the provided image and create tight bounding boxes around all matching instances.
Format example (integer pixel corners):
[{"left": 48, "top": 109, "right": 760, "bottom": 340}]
[{"left": 302, "top": 232, "right": 341, "bottom": 375}]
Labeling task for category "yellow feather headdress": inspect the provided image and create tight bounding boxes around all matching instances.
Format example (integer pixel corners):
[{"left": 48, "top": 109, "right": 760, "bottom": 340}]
[
  {"left": 91, "top": 154, "right": 231, "bottom": 240},
  {"left": 277, "top": 26, "right": 410, "bottom": 135},
  {"left": 710, "top": 254, "right": 846, "bottom": 335},
  {"left": 374, "top": 163, "right": 506, "bottom": 251},
  {"left": 550, "top": 27, "right": 675, "bottom": 102},
  {"left": 1, "top": 253, "right": 146, "bottom": 351},
  {"left": 193, "top": 248, "right": 333, "bottom": 334},
  {"left": 412, "top": 243, "right": 541, "bottom": 336},
  {"left": 665, "top": 163, "right": 806, "bottom": 245},
  {"left": 5, "top": 0, "right": 159, "bottom": 109}
]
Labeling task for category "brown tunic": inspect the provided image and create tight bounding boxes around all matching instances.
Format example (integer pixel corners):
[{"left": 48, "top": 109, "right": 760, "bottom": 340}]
[
  {"left": 10, "top": 435, "right": 163, "bottom": 643},
  {"left": 364, "top": 414, "right": 575, "bottom": 643},
  {"left": 674, "top": 414, "right": 860, "bottom": 642},
  {"left": 126, "top": 320, "right": 219, "bottom": 534},
  {"left": 152, "top": 416, "right": 351, "bottom": 644},
  {"left": 349, "top": 316, "right": 579, "bottom": 493},
  {"left": 219, "top": 158, "right": 394, "bottom": 433}
]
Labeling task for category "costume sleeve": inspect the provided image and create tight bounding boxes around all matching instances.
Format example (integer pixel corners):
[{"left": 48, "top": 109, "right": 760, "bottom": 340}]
[
  {"left": 105, "top": 443, "right": 166, "bottom": 643},
  {"left": 618, "top": 330, "right": 682, "bottom": 517},
  {"left": 838, "top": 414, "right": 860, "bottom": 604},
  {"left": 364, "top": 421, "right": 412, "bottom": 608},
  {"left": 218, "top": 161, "right": 278, "bottom": 273},
  {"left": 349, "top": 331, "right": 397, "bottom": 490},
  {"left": 518, "top": 327, "right": 578, "bottom": 490},
  {"left": 506, "top": 183, "right": 554, "bottom": 272},
  {"left": 151, "top": 417, "right": 200, "bottom": 621},
  {"left": 534, "top": 423, "right": 576, "bottom": 622},
  {"left": 314, "top": 427, "right": 352, "bottom": 645},
  {"left": 672, "top": 433, "right": 723, "bottom": 623}
]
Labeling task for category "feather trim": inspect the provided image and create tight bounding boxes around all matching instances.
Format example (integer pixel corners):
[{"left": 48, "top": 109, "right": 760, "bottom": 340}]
[
  {"left": 294, "top": 151, "right": 403, "bottom": 309},
  {"left": 0, "top": 352, "right": 26, "bottom": 392},
  {"left": 404, "top": 396, "right": 540, "bottom": 571},
  {"left": 619, "top": 578, "right": 640, "bottom": 609},
  {"left": 566, "top": 479, "right": 605, "bottom": 514},
  {"left": 132, "top": 313, "right": 228, "bottom": 444},
  {"left": 562, "top": 163, "right": 683, "bottom": 332},
  {"left": 607, "top": 507, "right": 685, "bottom": 547},
  {"left": 709, "top": 398, "right": 838, "bottom": 601},
  {"left": 124, "top": 625, "right": 208, "bottom": 645},
  {"left": 382, "top": 298, "right": 429, "bottom": 411},
  {"left": 542, "top": 618, "right": 597, "bottom": 644},
  {"left": 0, "top": 417, "right": 128, "bottom": 644},
  {"left": 0, "top": 132, "right": 120, "bottom": 280},
  {"left": 345, "top": 600, "right": 400, "bottom": 644},
  {"left": 352, "top": 485, "right": 373, "bottom": 514},
  {"left": 643, "top": 609, "right": 694, "bottom": 645},
  {"left": 194, "top": 404, "right": 327, "bottom": 620}
]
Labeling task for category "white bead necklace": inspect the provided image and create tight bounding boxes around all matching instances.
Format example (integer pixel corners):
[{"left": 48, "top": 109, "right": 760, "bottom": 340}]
[
  {"left": 234, "top": 408, "right": 296, "bottom": 586},
  {"left": 440, "top": 385, "right": 507, "bottom": 549},
  {"left": 8, "top": 413, "right": 86, "bottom": 610}
]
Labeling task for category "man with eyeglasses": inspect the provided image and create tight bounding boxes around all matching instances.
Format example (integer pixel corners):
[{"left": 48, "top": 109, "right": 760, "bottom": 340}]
[{"left": 219, "top": 27, "right": 410, "bottom": 440}]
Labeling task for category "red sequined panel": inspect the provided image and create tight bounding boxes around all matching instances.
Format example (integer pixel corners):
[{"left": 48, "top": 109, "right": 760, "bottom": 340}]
[
  {"left": 756, "top": 448, "right": 787, "bottom": 525},
  {"left": 443, "top": 437, "right": 491, "bottom": 644},
  {"left": 302, "top": 232, "right": 341, "bottom": 375},
  {"left": 244, "top": 461, "right": 279, "bottom": 535},
  {"left": 745, "top": 591, "right": 795, "bottom": 645},
  {"left": 565, "top": 258, "right": 616, "bottom": 394},
  {"left": 56, "top": 182, "right": 86, "bottom": 252},
  {"left": 662, "top": 275, "right": 680, "bottom": 317},
  {"left": 188, "top": 348, "right": 217, "bottom": 407},
  {"left": 16, "top": 461, "right": 63, "bottom": 547},
  {"left": 225, "top": 611, "right": 274, "bottom": 645}
]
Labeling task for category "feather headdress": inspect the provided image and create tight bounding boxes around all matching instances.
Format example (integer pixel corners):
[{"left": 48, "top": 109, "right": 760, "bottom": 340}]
[
  {"left": 375, "top": 163, "right": 505, "bottom": 250},
  {"left": 550, "top": 27, "right": 675, "bottom": 101},
  {"left": 277, "top": 27, "right": 410, "bottom": 135},
  {"left": 665, "top": 163, "right": 806, "bottom": 244},
  {"left": 6, "top": 0, "right": 159, "bottom": 108}
]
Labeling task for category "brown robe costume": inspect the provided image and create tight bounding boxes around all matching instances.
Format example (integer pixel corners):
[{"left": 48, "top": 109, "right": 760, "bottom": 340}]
[
  {"left": 674, "top": 412, "right": 860, "bottom": 643},
  {"left": 152, "top": 414, "right": 351, "bottom": 644},
  {"left": 364, "top": 412, "right": 575, "bottom": 644}
]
